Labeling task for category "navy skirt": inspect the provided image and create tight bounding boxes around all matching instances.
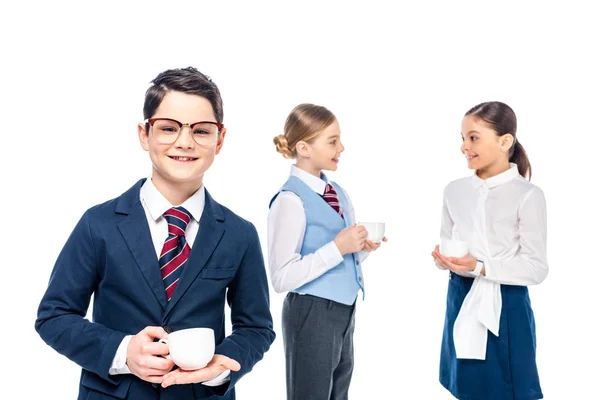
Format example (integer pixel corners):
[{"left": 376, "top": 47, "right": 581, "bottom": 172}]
[{"left": 440, "top": 272, "right": 543, "bottom": 400}]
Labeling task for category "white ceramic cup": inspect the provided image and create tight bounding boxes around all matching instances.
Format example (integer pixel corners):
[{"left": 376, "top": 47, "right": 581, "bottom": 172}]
[
  {"left": 159, "top": 328, "right": 215, "bottom": 370},
  {"left": 439, "top": 238, "right": 469, "bottom": 258},
  {"left": 358, "top": 222, "right": 385, "bottom": 243}
]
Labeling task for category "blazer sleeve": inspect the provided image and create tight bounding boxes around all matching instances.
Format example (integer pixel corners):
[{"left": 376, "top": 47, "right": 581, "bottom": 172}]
[
  {"left": 207, "top": 222, "right": 275, "bottom": 396},
  {"left": 35, "top": 211, "right": 126, "bottom": 383}
]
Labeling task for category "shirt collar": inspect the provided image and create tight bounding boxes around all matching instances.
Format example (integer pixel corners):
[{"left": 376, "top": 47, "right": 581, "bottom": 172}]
[
  {"left": 140, "top": 177, "right": 205, "bottom": 222},
  {"left": 290, "top": 164, "right": 329, "bottom": 195},
  {"left": 472, "top": 163, "right": 520, "bottom": 190}
]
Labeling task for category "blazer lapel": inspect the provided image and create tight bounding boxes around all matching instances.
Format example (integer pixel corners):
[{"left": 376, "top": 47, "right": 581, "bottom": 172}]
[
  {"left": 165, "top": 189, "right": 225, "bottom": 317},
  {"left": 116, "top": 179, "right": 168, "bottom": 311}
]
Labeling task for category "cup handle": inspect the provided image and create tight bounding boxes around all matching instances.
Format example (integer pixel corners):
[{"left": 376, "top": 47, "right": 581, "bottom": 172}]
[{"left": 158, "top": 338, "right": 171, "bottom": 359}]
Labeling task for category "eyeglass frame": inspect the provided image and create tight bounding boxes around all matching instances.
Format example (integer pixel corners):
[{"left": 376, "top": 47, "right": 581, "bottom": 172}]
[{"left": 144, "top": 117, "right": 224, "bottom": 145}]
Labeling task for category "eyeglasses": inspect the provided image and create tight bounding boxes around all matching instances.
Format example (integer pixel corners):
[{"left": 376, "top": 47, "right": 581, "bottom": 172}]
[{"left": 145, "top": 118, "right": 223, "bottom": 146}]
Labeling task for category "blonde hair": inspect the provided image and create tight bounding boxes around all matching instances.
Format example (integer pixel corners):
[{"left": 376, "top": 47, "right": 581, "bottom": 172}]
[{"left": 273, "top": 103, "right": 336, "bottom": 159}]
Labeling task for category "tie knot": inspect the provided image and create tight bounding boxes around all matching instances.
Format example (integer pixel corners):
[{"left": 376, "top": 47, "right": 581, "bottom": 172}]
[
  {"left": 323, "top": 183, "right": 343, "bottom": 217},
  {"left": 324, "top": 183, "right": 336, "bottom": 196},
  {"left": 164, "top": 206, "right": 192, "bottom": 236}
]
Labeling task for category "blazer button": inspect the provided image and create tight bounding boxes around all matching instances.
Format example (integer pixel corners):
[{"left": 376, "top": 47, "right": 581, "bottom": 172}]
[
  {"left": 164, "top": 326, "right": 173, "bottom": 334},
  {"left": 356, "top": 260, "right": 359, "bottom": 265}
]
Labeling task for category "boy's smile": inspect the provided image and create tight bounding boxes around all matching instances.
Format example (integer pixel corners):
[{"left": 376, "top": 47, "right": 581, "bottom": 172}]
[
  {"left": 138, "top": 91, "right": 226, "bottom": 200},
  {"left": 168, "top": 156, "right": 199, "bottom": 163}
]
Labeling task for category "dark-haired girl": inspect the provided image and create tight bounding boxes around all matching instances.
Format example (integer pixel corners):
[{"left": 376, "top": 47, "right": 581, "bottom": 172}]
[{"left": 432, "top": 102, "right": 548, "bottom": 400}]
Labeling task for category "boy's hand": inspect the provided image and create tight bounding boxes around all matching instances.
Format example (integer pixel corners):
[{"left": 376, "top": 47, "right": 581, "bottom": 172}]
[
  {"left": 161, "top": 354, "right": 241, "bottom": 387},
  {"left": 126, "top": 326, "right": 174, "bottom": 384}
]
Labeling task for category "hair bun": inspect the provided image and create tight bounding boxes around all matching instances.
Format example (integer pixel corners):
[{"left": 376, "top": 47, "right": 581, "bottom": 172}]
[{"left": 273, "top": 134, "right": 293, "bottom": 159}]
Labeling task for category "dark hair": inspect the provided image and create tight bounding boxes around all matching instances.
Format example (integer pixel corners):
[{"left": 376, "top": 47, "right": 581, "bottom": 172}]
[
  {"left": 143, "top": 67, "right": 224, "bottom": 124},
  {"left": 465, "top": 101, "right": 532, "bottom": 179}
]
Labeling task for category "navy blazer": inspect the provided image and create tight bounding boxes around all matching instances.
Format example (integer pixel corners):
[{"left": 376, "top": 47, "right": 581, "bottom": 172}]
[{"left": 35, "top": 179, "right": 275, "bottom": 399}]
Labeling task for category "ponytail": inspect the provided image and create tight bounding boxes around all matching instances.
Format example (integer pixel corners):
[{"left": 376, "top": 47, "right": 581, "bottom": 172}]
[
  {"left": 510, "top": 140, "right": 532, "bottom": 180},
  {"left": 465, "top": 102, "right": 532, "bottom": 180}
]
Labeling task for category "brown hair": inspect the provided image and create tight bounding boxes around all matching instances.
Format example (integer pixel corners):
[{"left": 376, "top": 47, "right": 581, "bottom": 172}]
[
  {"left": 144, "top": 67, "right": 224, "bottom": 125},
  {"left": 465, "top": 101, "right": 532, "bottom": 179},
  {"left": 274, "top": 103, "right": 336, "bottom": 159}
]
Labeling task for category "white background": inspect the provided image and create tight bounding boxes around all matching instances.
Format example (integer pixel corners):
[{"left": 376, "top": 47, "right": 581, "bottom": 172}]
[{"left": 1, "top": 1, "right": 599, "bottom": 399}]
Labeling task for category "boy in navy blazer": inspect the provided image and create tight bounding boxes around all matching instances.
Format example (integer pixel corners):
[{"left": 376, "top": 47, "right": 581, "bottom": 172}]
[{"left": 35, "top": 67, "right": 275, "bottom": 399}]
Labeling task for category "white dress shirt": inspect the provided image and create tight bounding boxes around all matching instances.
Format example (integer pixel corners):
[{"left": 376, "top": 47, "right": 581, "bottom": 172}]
[
  {"left": 441, "top": 163, "right": 549, "bottom": 359},
  {"left": 109, "top": 178, "right": 229, "bottom": 386},
  {"left": 268, "top": 165, "right": 368, "bottom": 294}
]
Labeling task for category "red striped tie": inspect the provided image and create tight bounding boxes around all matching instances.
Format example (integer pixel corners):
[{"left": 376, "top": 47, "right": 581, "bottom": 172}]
[
  {"left": 159, "top": 207, "right": 192, "bottom": 301},
  {"left": 323, "top": 183, "right": 344, "bottom": 218}
]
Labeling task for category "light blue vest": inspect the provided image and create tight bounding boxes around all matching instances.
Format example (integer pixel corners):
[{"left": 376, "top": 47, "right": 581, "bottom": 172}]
[{"left": 270, "top": 176, "right": 364, "bottom": 305}]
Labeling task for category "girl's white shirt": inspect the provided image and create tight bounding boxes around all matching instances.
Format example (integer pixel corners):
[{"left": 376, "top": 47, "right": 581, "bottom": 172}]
[{"left": 442, "top": 163, "right": 548, "bottom": 359}]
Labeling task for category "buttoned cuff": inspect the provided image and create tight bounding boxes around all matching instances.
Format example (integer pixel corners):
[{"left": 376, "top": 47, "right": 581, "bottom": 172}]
[
  {"left": 472, "top": 260, "right": 484, "bottom": 276},
  {"left": 202, "top": 370, "right": 231, "bottom": 386},
  {"left": 109, "top": 335, "right": 133, "bottom": 375},
  {"left": 479, "top": 257, "right": 492, "bottom": 278}
]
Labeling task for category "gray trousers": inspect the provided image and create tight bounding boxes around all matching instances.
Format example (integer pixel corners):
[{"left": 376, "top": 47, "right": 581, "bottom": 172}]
[{"left": 282, "top": 292, "right": 356, "bottom": 400}]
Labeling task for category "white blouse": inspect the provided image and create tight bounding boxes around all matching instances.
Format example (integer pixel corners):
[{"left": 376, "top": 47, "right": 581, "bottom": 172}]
[{"left": 441, "top": 163, "right": 549, "bottom": 359}]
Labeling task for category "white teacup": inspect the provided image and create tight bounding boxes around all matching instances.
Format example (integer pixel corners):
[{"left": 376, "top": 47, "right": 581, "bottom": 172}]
[
  {"left": 159, "top": 328, "right": 215, "bottom": 370},
  {"left": 439, "top": 238, "right": 469, "bottom": 258},
  {"left": 358, "top": 222, "right": 385, "bottom": 243}
]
